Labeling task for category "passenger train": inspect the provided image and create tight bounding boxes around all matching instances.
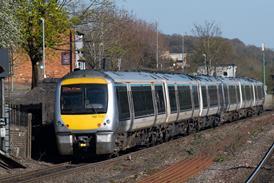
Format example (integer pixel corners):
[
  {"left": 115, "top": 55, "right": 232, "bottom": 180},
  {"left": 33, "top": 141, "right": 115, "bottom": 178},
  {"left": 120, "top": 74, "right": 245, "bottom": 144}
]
[{"left": 54, "top": 70, "right": 265, "bottom": 155}]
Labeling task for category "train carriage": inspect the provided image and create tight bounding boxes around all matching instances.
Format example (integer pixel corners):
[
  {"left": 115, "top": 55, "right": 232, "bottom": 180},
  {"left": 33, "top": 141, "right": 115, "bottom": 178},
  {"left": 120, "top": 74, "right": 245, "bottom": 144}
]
[{"left": 54, "top": 70, "right": 265, "bottom": 156}]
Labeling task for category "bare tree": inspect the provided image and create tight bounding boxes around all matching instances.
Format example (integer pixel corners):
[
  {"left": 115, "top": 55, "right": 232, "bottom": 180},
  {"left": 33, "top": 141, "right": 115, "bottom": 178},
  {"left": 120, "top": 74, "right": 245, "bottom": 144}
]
[
  {"left": 191, "top": 20, "right": 232, "bottom": 71},
  {"left": 81, "top": 5, "right": 167, "bottom": 71}
]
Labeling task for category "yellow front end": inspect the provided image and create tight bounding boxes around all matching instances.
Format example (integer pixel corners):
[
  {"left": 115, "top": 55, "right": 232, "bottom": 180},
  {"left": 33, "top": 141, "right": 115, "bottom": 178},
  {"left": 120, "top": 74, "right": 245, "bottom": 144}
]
[
  {"left": 61, "top": 114, "right": 106, "bottom": 130},
  {"left": 61, "top": 77, "right": 108, "bottom": 131}
]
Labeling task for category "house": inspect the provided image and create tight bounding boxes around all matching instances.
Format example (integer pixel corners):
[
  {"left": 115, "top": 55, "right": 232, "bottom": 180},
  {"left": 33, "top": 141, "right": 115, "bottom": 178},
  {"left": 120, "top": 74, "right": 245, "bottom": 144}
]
[{"left": 162, "top": 51, "right": 189, "bottom": 70}]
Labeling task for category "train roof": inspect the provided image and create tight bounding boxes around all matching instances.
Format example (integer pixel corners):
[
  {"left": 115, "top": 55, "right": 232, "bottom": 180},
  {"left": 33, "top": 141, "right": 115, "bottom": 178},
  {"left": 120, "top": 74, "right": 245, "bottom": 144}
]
[
  {"left": 105, "top": 71, "right": 195, "bottom": 83},
  {"left": 61, "top": 70, "right": 263, "bottom": 85}
]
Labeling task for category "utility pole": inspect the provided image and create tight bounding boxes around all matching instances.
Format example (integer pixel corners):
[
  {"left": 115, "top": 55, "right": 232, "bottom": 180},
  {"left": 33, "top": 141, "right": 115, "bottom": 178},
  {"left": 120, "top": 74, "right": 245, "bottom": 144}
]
[
  {"left": 182, "top": 34, "right": 184, "bottom": 55},
  {"left": 156, "top": 21, "right": 159, "bottom": 69},
  {"left": 40, "top": 18, "right": 46, "bottom": 78},
  {"left": 262, "top": 43, "right": 266, "bottom": 86},
  {"left": 69, "top": 30, "right": 73, "bottom": 72},
  {"left": 203, "top": 53, "right": 208, "bottom": 75},
  {"left": 182, "top": 34, "right": 184, "bottom": 71}
]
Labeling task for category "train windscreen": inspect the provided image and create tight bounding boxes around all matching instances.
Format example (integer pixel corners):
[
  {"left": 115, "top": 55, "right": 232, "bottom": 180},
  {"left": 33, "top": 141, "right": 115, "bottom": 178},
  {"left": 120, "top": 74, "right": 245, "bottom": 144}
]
[{"left": 60, "top": 84, "right": 108, "bottom": 114}]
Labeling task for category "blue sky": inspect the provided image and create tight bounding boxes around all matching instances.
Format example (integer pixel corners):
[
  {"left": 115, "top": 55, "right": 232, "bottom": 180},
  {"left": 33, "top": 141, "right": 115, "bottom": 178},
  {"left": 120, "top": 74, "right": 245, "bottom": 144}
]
[{"left": 116, "top": 0, "right": 274, "bottom": 48}]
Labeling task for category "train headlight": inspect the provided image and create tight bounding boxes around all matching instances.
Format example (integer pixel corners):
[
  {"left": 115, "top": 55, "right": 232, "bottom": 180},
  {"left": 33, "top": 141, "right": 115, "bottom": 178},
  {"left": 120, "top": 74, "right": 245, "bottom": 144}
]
[{"left": 96, "top": 134, "right": 112, "bottom": 142}]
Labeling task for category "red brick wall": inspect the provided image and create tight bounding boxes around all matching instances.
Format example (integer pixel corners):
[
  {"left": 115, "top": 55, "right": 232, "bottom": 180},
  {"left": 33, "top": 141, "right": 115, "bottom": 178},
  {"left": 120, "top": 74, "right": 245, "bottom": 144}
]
[{"left": 13, "top": 48, "right": 75, "bottom": 84}]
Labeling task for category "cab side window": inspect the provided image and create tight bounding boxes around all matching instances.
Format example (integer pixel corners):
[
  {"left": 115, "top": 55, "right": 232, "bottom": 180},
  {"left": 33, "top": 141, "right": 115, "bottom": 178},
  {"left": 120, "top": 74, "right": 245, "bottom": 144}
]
[{"left": 116, "top": 85, "right": 130, "bottom": 121}]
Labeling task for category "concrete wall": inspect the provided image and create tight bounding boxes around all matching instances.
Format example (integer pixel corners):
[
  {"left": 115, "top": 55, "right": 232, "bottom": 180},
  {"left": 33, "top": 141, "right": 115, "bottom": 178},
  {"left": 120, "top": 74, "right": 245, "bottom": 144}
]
[{"left": 264, "top": 94, "right": 273, "bottom": 110}]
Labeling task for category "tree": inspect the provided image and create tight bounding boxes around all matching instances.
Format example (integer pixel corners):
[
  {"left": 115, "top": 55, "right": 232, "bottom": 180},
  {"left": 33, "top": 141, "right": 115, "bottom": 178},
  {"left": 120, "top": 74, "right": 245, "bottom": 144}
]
[
  {"left": 191, "top": 20, "right": 232, "bottom": 72},
  {"left": 81, "top": 5, "right": 166, "bottom": 71},
  {"left": 0, "top": 0, "right": 21, "bottom": 48},
  {"left": 17, "top": 0, "right": 70, "bottom": 88}
]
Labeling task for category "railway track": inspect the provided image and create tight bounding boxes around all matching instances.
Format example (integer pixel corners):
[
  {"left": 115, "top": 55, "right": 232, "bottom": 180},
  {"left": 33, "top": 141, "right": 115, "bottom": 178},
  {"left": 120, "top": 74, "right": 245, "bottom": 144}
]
[
  {"left": 0, "top": 112, "right": 271, "bottom": 183},
  {"left": 138, "top": 155, "right": 213, "bottom": 183},
  {"left": 0, "top": 159, "right": 116, "bottom": 183},
  {"left": 245, "top": 142, "right": 274, "bottom": 183},
  {"left": 0, "top": 144, "right": 160, "bottom": 183}
]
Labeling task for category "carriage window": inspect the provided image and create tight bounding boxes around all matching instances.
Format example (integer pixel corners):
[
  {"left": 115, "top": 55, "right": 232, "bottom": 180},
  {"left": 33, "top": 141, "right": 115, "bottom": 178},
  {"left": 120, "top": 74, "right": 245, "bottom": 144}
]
[
  {"left": 201, "top": 86, "right": 208, "bottom": 108},
  {"left": 178, "top": 85, "right": 192, "bottom": 111},
  {"left": 116, "top": 85, "right": 130, "bottom": 121},
  {"left": 208, "top": 85, "right": 218, "bottom": 107},
  {"left": 218, "top": 84, "right": 224, "bottom": 107},
  {"left": 131, "top": 85, "right": 154, "bottom": 118},
  {"left": 245, "top": 85, "right": 251, "bottom": 101},
  {"left": 168, "top": 86, "right": 177, "bottom": 113},
  {"left": 257, "top": 85, "right": 264, "bottom": 99},
  {"left": 192, "top": 85, "right": 199, "bottom": 109},
  {"left": 255, "top": 86, "right": 259, "bottom": 99},
  {"left": 258, "top": 86, "right": 262, "bottom": 99},
  {"left": 241, "top": 85, "right": 246, "bottom": 101},
  {"left": 155, "top": 85, "right": 165, "bottom": 114},
  {"left": 251, "top": 85, "right": 254, "bottom": 100},
  {"left": 236, "top": 85, "right": 240, "bottom": 103},
  {"left": 229, "top": 85, "right": 237, "bottom": 104},
  {"left": 261, "top": 86, "right": 265, "bottom": 99},
  {"left": 224, "top": 85, "right": 229, "bottom": 105}
]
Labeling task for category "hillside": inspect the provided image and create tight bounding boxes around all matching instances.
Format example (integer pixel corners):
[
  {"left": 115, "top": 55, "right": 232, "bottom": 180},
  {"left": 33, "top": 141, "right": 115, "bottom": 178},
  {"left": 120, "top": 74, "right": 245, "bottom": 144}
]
[{"left": 164, "top": 34, "right": 274, "bottom": 91}]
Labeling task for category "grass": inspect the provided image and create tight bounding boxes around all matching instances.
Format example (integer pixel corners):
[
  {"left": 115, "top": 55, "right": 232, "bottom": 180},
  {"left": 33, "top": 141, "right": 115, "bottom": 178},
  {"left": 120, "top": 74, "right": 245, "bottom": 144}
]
[{"left": 214, "top": 154, "right": 226, "bottom": 162}]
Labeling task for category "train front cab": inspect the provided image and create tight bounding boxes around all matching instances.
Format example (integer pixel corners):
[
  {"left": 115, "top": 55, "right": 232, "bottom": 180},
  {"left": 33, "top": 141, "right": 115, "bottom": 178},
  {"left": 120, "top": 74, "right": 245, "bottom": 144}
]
[{"left": 55, "top": 77, "right": 116, "bottom": 155}]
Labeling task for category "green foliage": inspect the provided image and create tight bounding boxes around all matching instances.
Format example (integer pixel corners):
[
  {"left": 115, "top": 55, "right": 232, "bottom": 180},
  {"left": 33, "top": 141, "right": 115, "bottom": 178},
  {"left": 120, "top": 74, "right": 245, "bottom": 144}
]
[
  {"left": 16, "top": 0, "right": 71, "bottom": 88},
  {"left": 0, "top": 0, "right": 21, "bottom": 48},
  {"left": 17, "top": 0, "right": 70, "bottom": 56},
  {"left": 214, "top": 154, "right": 225, "bottom": 162}
]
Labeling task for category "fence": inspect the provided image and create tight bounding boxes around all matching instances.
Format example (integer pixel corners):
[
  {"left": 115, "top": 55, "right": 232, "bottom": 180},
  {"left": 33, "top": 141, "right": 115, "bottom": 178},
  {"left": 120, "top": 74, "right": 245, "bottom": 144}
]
[{"left": 9, "top": 104, "right": 35, "bottom": 159}]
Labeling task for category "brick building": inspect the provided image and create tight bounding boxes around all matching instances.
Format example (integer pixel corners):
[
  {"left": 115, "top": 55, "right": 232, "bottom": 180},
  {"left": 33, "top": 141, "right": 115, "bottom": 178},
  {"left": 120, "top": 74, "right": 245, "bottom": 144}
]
[{"left": 12, "top": 48, "right": 75, "bottom": 85}]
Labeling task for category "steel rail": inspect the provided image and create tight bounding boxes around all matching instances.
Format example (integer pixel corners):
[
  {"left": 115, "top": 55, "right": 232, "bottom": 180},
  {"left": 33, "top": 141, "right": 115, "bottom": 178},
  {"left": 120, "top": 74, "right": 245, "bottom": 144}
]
[
  {"left": 0, "top": 113, "right": 271, "bottom": 183},
  {"left": 245, "top": 142, "right": 274, "bottom": 183},
  {"left": 0, "top": 162, "right": 71, "bottom": 183}
]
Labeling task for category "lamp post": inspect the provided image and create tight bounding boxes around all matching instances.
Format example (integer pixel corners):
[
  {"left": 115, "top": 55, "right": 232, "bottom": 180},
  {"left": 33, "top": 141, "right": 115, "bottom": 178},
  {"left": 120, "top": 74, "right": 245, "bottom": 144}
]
[
  {"left": 202, "top": 53, "right": 208, "bottom": 75},
  {"left": 40, "top": 18, "right": 46, "bottom": 78},
  {"left": 156, "top": 21, "right": 159, "bottom": 69},
  {"left": 262, "top": 43, "right": 266, "bottom": 86}
]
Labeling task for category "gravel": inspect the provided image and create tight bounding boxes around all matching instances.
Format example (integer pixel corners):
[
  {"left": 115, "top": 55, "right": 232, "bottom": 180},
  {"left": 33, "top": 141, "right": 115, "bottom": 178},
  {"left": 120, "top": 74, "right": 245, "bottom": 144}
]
[{"left": 0, "top": 112, "right": 273, "bottom": 183}]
